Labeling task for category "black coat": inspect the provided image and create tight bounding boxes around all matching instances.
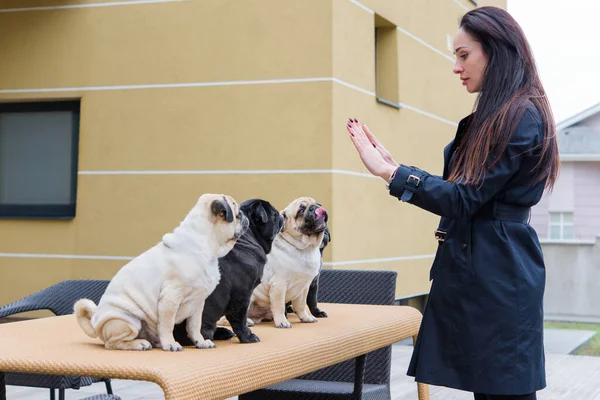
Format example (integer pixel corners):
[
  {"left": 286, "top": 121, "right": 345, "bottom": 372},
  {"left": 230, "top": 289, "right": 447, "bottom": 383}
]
[{"left": 388, "top": 103, "right": 547, "bottom": 395}]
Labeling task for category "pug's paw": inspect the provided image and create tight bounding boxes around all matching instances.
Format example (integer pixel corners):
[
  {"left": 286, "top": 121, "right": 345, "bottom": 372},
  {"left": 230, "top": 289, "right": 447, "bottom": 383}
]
[
  {"left": 162, "top": 341, "right": 183, "bottom": 352},
  {"left": 275, "top": 320, "right": 292, "bottom": 329},
  {"left": 311, "top": 308, "right": 328, "bottom": 318},
  {"left": 195, "top": 339, "right": 216, "bottom": 349}
]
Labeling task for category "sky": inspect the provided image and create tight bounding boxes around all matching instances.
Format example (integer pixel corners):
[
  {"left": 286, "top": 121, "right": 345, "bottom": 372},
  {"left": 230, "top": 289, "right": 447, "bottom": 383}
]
[{"left": 506, "top": 0, "right": 600, "bottom": 123}]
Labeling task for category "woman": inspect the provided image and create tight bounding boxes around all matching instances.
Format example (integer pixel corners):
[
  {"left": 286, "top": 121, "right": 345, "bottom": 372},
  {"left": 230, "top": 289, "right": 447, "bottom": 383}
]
[{"left": 347, "top": 6, "right": 559, "bottom": 400}]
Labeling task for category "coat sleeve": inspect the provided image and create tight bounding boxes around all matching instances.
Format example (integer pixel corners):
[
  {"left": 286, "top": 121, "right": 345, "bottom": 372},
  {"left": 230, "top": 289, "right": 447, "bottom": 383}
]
[{"left": 388, "top": 108, "right": 542, "bottom": 220}]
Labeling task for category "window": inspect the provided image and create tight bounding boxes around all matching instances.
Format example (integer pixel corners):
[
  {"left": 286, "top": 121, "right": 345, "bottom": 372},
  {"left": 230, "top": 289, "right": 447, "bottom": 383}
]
[
  {"left": 549, "top": 212, "right": 574, "bottom": 239},
  {"left": 0, "top": 101, "right": 80, "bottom": 219},
  {"left": 374, "top": 14, "right": 399, "bottom": 109}
]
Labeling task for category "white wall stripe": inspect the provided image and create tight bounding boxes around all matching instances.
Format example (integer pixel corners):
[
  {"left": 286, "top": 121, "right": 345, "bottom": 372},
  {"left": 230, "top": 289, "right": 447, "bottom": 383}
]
[
  {"left": 348, "top": 0, "right": 455, "bottom": 63},
  {"left": 399, "top": 102, "right": 458, "bottom": 127},
  {"left": 0, "top": 77, "right": 332, "bottom": 94},
  {"left": 0, "top": 253, "right": 134, "bottom": 261},
  {"left": 452, "top": 0, "right": 472, "bottom": 12},
  {"left": 396, "top": 291, "right": 430, "bottom": 301},
  {"left": 348, "top": 0, "right": 374, "bottom": 14},
  {"left": 331, "top": 78, "right": 376, "bottom": 97},
  {"left": 323, "top": 254, "right": 435, "bottom": 266},
  {"left": 78, "top": 169, "right": 380, "bottom": 179},
  {"left": 395, "top": 26, "right": 455, "bottom": 63},
  {"left": 0, "top": 0, "right": 187, "bottom": 13},
  {"left": 0, "top": 77, "right": 458, "bottom": 127},
  {"left": 0, "top": 252, "right": 434, "bottom": 264}
]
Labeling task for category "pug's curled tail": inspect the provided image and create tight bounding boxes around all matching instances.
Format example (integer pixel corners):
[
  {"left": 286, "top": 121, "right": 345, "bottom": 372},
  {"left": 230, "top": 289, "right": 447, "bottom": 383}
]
[{"left": 74, "top": 298, "right": 98, "bottom": 338}]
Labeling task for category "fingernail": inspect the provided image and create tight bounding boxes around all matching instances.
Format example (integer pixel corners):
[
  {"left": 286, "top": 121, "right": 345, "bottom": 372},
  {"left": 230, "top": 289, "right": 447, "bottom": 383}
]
[
  {"left": 347, "top": 123, "right": 351, "bottom": 127},
  {"left": 372, "top": 143, "right": 376, "bottom": 148},
  {"left": 353, "top": 118, "right": 358, "bottom": 122}
]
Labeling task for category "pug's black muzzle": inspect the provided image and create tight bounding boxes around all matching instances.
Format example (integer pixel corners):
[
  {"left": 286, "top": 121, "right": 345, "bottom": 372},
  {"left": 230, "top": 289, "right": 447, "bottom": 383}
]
[{"left": 300, "top": 204, "right": 328, "bottom": 235}]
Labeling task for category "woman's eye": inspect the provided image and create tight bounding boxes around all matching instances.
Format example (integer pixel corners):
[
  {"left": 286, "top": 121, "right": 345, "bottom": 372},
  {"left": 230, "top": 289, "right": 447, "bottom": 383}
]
[{"left": 461, "top": 54, "right": 468, "bottom": 59}]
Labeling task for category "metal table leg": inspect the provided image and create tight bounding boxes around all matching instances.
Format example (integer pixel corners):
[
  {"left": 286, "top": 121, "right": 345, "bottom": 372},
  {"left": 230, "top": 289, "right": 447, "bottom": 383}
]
[
  {"left": 352, "top": 354, "right": 366, "bottom": 400},
  {"left": 0, "top": 372, "right": 6, "bottom": 400}
]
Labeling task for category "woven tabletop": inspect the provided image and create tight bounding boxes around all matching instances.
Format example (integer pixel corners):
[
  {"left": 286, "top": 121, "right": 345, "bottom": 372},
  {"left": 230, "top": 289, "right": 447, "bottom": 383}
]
[{"left": 0, "top": 303, "right": 422, "bottom": 400}]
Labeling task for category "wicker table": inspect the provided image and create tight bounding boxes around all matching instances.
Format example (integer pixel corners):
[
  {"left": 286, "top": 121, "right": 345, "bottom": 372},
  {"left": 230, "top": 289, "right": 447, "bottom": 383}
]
[{"left": 0, "top": 303, "right": 429, "bottom": 400}]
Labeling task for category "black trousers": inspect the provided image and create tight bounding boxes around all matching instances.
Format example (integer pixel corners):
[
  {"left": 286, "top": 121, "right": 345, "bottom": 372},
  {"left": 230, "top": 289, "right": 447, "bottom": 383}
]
[{"left": 474, "top": 393, "right": 537, "bottom": 400}]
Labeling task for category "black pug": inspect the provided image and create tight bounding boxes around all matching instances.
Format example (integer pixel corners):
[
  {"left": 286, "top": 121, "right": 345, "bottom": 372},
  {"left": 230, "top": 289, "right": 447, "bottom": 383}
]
[
  {"left": 285, "top": 225, "right": 331, "bottom": 318},
  {"left": 173, "top": 198, "right": 283, "bottom": 344}
]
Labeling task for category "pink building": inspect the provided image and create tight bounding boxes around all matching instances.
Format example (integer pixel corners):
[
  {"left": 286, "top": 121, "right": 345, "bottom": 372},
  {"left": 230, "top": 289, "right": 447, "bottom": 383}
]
[{"left": 530, "top": 103, "right": 600, "bottom": 241}]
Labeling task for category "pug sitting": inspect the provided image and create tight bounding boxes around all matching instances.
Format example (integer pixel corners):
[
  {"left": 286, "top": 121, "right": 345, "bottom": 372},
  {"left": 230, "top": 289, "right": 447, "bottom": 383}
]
[
  {"left": 173, "top": 198, "right": 284, "bottom": 344},
  {"left": 74, "top": 194, "right": 248, "bottom": 351},
  {"left": 286, "top": 225, "right": 331, "bottom": 318},
  {"left": 248, "top": 197, "right": 328, "bottom": 328}
]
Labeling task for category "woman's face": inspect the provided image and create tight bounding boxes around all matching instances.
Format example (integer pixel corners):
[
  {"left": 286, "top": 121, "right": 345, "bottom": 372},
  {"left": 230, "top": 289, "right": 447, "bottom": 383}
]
[{"left": 453, "top": 28, "right": 488, "bottom": 93}]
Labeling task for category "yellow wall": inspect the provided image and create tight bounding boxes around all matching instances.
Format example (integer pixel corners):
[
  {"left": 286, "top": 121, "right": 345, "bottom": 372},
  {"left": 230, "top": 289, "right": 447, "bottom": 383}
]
[{"left": 0, "top": 0, "right": 505, "bottom": 309}]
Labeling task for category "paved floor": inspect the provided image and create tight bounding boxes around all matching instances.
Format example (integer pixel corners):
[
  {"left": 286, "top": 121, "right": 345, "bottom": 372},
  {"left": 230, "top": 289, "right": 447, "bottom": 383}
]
[
  {"left": 544, "top": 328, "right": 596, "bottom": 354},
  {"left": 393, "top": 345, "right": 600, "bottom": 399}
]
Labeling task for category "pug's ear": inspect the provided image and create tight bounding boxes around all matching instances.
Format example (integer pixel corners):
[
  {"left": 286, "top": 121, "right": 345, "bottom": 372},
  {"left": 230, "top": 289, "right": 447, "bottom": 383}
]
[
  {"left": 211, "top": 199, "right": 234, "bottom": 223},
  {"left": 281, "top": 210, "right": 288, "bottom": 222},
  {"left": 253, "top": 202, "right": 269, "bottom": 224}
]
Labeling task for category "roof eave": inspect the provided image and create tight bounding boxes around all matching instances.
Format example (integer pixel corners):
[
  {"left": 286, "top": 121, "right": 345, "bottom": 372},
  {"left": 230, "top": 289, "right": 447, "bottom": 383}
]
[{"left": 557, "top": 102, "right": 600, "bottom": 131}]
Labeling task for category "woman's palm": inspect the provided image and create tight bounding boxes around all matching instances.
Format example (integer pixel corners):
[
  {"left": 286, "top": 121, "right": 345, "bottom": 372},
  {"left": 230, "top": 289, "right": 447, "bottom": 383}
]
[{"left": 362, "top": 124, "right": 398, "bottom": 167}]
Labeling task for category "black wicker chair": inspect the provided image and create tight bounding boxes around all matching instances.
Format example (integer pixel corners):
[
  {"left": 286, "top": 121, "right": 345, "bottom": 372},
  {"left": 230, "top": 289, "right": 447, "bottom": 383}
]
[
  {"left": 0, "top": 280, "right": 113, "bottom": 400},
  {"left": 239, "top": 268, "right": 398, "bottom": 400}
]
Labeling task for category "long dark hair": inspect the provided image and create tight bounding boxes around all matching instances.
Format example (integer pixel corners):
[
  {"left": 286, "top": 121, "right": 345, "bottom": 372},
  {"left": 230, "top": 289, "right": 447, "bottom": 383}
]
[{"left": 447, "top": 6, "right": 559, "bottom": 191}]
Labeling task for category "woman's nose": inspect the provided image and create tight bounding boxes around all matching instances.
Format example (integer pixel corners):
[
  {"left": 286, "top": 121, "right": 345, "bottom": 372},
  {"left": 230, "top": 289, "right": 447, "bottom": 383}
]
[{"left": 453, "top": 62, "right": 463, "bottom": 75}]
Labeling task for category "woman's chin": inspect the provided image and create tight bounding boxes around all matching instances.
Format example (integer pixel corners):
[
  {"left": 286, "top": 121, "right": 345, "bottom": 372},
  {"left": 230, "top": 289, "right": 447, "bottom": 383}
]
[{"left": 465, "top": 84, "right": 481, "bottom": 94}]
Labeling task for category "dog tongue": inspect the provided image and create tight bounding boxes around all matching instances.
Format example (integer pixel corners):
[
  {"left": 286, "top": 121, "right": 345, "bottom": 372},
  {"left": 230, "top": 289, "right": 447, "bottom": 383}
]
[{"left": 315, "top": 207, "right": 326, "bottom": 219}]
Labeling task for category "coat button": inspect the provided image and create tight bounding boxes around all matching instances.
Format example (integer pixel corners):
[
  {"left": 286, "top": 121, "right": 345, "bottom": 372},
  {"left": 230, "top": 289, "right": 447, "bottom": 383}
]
[{"left": 461, "top": 242, "right": 467, "bottom": 250}]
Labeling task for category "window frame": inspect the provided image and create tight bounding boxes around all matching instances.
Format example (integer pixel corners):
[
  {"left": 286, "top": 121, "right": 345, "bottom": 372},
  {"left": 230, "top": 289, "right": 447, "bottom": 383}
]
[
  {"left": 374, "top": 14, "right": 401, "bottom": 109},
  {"left": 548, "top": 211, "right": 574, "bottom": 240},
  {"left": 0, "top": 100, "right": 80, "bottom": 220}
]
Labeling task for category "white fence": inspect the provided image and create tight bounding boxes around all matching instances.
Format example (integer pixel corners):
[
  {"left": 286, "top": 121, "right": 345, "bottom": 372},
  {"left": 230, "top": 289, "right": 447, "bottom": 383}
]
[{"left": 541, "top": 236, "right": 600, "bottom": 323}]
